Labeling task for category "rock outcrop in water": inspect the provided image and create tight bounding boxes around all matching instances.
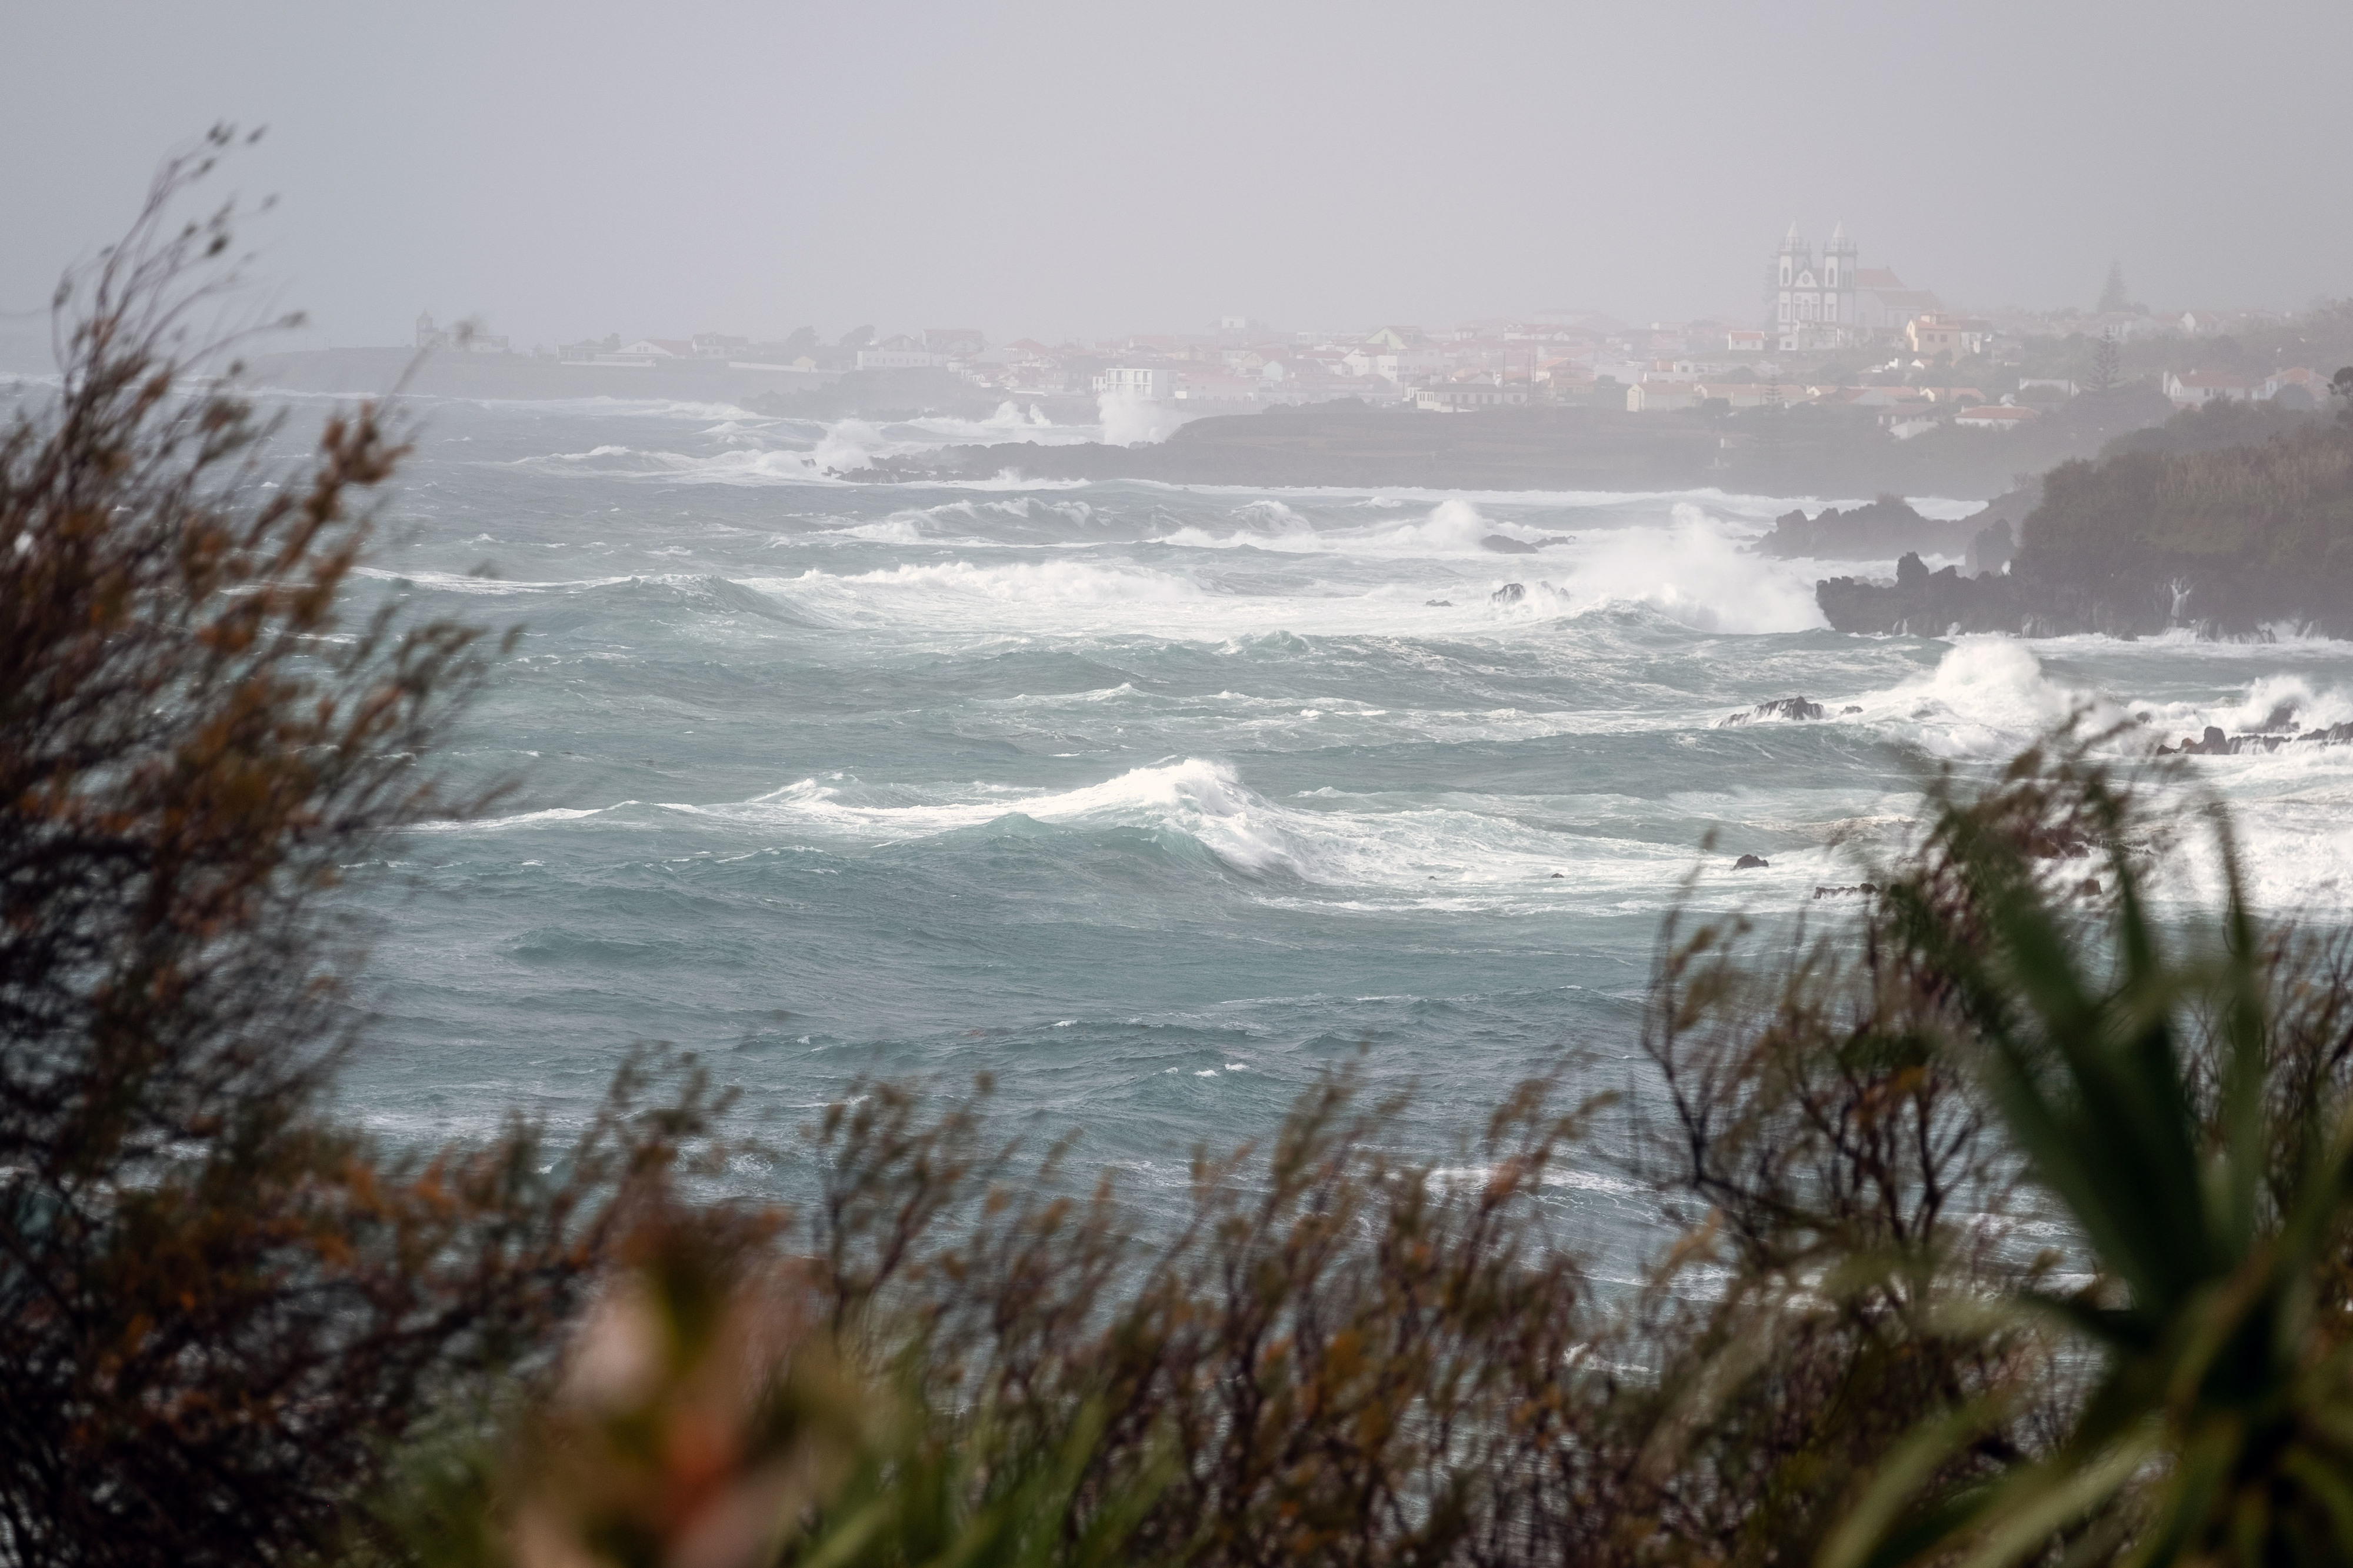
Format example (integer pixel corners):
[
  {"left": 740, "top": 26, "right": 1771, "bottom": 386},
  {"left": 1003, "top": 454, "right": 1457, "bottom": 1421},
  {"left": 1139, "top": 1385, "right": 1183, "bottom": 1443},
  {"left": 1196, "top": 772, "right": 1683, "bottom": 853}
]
[
  {"left": 2158, "top": 719, "right": 2353, "bottom": 756},
  {"left": 1721, "top": 696, "right": 1827, "bottom": 725},
  {"left": 1817, "top": 553, "right": 2033, "bottom": 636}
]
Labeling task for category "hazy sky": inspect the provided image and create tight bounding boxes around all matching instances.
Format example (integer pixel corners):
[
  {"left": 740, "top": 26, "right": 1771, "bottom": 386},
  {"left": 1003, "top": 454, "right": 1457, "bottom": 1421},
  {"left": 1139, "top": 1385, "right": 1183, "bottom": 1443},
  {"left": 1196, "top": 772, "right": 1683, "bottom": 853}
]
[{"left": 5, "top": 1, "right": 2348, "bottom": 349}]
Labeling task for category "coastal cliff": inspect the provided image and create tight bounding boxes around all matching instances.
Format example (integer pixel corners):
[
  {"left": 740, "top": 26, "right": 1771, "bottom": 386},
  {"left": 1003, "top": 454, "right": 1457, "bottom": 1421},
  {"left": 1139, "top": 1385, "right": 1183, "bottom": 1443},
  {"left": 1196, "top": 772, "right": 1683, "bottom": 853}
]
[{"left": 1817, "top": 398, "right": 2353, "bottom": 638}]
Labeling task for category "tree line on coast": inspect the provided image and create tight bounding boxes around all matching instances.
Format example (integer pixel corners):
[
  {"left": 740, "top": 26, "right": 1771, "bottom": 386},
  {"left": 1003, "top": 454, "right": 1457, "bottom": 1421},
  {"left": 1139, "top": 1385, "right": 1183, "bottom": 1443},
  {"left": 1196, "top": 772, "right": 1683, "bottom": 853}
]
[{"left": 15, "top": 141, "right": 2353, "bottom": 1568}]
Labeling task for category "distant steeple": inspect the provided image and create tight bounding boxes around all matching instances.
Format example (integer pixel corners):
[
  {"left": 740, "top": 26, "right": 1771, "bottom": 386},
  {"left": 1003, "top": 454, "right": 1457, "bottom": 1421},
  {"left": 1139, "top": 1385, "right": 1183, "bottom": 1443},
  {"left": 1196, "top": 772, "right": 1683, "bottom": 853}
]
[{"left": 1824, "top": 221, "right": 1855, "bottom": 289}]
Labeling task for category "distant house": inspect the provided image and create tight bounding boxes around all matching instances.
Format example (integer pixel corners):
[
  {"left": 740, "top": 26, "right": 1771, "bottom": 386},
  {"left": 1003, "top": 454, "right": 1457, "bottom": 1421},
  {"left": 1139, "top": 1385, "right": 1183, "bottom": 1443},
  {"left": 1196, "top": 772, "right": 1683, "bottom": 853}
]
[
  {"left": 1098, "top": 366, "right": 1172, "bottom": 400},
  {"left": 2162, "top": 370, "right": 2253, "bottom": 408},
  {"left": 1952, "top": 404, "right": 2039, "bottom": 431},
  {"left": 1175, "top": 373, "right": 1263, "bottom": 408},
  {"left": 1905, "top": 316, "right": 1989, "bottom": 359},
  {"left": 2259, "top": 366, "right": 2325, "bottom": 405},
  {"left": 1418, "top": 383, "right": 1529, "bottom": 412},
  {"left": 1725, "top": 329, "right": 1767, "bottom": 354},
  {"left": 1853, "top": 269, "right": 1941, "bottom": 338},
  {"left": 1692, "top": 382, "right": 1801, "bottom": 410},
  {"left": 1627, "top": 382, "right": 1701, "bottom": 413},
  {"left": 1365, "top": 325, "right": 1424, "bottom": 349},
  {"left": 857, "top": 335, "right": 946, "bottom": 370},
  {"left": 588, "top": 338, "right": 692, "bottom": 364},
  {"left": 691, "top": 334, "right": 748, "bottom": 358}
]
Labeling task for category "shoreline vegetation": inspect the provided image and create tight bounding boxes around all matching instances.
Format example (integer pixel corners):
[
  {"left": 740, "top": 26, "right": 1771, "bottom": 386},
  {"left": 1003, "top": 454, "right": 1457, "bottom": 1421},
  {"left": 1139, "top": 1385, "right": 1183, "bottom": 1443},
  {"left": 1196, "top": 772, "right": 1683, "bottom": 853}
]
[{"left": 12, "top": 146, "right": 2353, "bottom": 1568}]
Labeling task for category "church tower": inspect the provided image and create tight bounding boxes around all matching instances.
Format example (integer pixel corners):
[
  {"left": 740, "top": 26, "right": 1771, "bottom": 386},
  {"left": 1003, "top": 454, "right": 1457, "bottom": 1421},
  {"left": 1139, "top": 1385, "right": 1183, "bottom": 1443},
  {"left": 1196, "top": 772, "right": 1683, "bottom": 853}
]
[
  {"left": 1824, "top": 222, "right": 1858, "bottom": 335},
  {"left": 1768, "top": 223, "right": 1862, "bottom": 349},
  {"left": 1775, "top": 223, "right": 1808, "bottom": 289}
]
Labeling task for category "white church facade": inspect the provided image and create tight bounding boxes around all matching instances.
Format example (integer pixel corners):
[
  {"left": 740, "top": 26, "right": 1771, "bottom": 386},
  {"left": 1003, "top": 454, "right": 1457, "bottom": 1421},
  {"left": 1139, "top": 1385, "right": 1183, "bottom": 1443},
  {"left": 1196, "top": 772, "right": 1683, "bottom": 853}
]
[{"left": 1766, "top": 225, "right": 1940, "bottom": 352}]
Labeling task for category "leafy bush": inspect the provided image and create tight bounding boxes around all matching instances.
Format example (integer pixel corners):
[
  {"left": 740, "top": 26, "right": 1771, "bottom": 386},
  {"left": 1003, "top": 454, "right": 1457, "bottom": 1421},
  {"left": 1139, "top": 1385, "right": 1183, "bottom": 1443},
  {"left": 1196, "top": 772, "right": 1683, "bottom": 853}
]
[{"left": 0, "top": 132, "right": 716, "bottom": 1568}]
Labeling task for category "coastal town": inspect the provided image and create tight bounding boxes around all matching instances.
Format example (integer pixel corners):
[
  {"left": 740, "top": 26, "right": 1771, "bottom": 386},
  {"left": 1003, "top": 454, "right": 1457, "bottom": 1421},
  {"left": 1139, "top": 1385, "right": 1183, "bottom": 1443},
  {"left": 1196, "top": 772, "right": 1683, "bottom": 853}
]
[{"left": 412, "top": 225, "right": 2339, "bottom": 436}]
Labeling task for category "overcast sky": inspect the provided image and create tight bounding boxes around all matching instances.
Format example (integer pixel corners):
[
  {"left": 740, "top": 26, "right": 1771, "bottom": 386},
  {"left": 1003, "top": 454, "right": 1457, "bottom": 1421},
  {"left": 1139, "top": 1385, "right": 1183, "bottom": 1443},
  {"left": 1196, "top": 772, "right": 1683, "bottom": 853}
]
[{"left": 5, "top": 1, "right": 2348, "bottom": 349}]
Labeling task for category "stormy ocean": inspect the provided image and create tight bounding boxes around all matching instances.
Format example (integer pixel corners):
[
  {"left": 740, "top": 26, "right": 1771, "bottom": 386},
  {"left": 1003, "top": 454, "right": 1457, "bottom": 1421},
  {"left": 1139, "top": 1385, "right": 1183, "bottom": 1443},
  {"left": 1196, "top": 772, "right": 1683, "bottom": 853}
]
[{"left": 341, "top": 393, "right": 2353, "bottom": 1263}]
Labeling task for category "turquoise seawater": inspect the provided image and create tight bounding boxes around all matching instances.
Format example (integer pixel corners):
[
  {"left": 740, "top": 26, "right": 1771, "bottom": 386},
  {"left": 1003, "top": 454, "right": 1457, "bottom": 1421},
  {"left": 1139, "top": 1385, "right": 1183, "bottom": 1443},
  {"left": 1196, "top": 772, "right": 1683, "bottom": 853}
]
[{"left": 338, "top": 394, "right": 2353, "bottom": 1270}]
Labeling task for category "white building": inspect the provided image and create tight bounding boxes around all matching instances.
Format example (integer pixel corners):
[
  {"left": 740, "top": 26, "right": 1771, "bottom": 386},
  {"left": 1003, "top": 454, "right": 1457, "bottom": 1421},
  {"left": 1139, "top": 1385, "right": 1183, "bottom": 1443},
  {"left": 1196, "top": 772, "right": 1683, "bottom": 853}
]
[
  {"left": 856, "top": 336, "right": 947, "bottom": 370},
  {"left": 2162, "top": 371, "right": 2254, "bottom": 408},
  {"left": 1952, "top": 405, "right": 2040, "bottom": 431},
  {"left": 1767, "top": 225, "right": 1940, "bottom": 351},
  {"left": 1097, "top": 366, "right": 1172, "bottom": 400},
  {"left": 1905, "top": 315, "right": 1989, "bottom": 360},
  {"left": 1768, "top": 223, "right": 1858, "bottom": 351},
  {"left": 1418, "top": 383, "right": 1529, "bottom": 411}
]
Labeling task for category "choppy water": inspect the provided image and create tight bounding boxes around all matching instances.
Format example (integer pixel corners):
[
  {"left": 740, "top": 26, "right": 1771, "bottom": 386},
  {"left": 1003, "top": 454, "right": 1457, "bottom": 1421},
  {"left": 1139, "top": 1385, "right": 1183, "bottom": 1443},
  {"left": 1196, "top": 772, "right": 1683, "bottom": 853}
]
[{"left": 337, "top": 393, "right": 2353, "bottom": 1262}]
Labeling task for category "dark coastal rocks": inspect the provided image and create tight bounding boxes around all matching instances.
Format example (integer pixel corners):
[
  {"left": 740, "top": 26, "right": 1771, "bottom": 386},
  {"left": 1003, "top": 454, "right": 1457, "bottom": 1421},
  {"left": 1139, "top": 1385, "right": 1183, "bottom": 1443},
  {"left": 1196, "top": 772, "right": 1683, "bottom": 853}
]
[
  {"left": 1964, "top": 517, "right": 2015, "bottom": 576},
  {"left": 1481, "top": 534, "right": 1542, "bottom": 554},
  {"left": 1817, "top": 415, "right": 2353, "bottom": 641},
  {"left": 1814, "top": 882, "right": 1878, "bottom": 899},
  {"left": 1734, "top": 853, "right": 1769, "bottom": 869},
  {"left": 1754, "top": 495, "right": 1981, "bottom": 560},
  {"left": 2177, "top": 726, "right": 2236, "bottom": 756},
  {"left": 1491, "top": 582, "right": 1527, "bottom": 604},
  {"left": 1817, "top": 553, "right": 2031, "bottom": 635},
  {"left": 1721, "top": 696, "right": 1826, "bottom": 725},
  {"left": 2159, "top": 719, "right": 2353, "bottom": 756}
]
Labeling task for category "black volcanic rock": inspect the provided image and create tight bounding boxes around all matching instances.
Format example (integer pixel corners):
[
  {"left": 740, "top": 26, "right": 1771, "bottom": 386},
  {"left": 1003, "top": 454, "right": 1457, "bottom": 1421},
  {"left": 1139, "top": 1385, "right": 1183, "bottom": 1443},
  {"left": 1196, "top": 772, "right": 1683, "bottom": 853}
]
[
  {"left": 1754, "top": 494, "right": 1980, "bottom": 560},
  {"left": 1817, "top": 555, "right": 2034, "bottom": 635},
  {"left": 1491, "top": 582, "right": 1527, "bottom": 604},
  {"left": 2159, "top": 720, "right": 2353, "bottom": 756},
  {"left": 1721, "top": 696, "right": 1827, "bottom": 725},
  {"left": 1821, "top": 409, "right": 2353, "bottom": 640},
  {"left": 1481, "top": 534, "right": 1542, "bottom": 554},
  {"left": 1734, "top": 853, "right": 1769, "bottom": 869}
]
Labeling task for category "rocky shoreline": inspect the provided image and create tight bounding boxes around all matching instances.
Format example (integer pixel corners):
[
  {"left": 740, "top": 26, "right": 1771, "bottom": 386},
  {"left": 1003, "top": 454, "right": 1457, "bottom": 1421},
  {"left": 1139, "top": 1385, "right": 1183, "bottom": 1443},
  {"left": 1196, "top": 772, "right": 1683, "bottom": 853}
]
[
  {"left": 1712, "top": 693, "right": 2353, "bottom": 757},
  {"left": 1813, "top": 403, "right": 2353, "bottom": 640}
]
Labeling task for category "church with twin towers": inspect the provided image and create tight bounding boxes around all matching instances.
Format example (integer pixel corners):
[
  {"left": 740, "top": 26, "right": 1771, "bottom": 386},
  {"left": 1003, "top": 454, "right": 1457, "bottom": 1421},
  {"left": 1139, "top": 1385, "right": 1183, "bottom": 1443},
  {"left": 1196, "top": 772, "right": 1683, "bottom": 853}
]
[{"left": 1766, "top": 222, "right": 1940, "bottom": 352}]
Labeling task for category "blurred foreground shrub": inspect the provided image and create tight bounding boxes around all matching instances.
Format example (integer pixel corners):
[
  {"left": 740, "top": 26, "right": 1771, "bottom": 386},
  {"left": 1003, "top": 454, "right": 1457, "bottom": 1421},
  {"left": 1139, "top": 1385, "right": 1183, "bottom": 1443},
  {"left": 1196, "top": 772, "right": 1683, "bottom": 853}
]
[{"left": 0, "top": 134, "right": 724, "bottom": 1568}]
